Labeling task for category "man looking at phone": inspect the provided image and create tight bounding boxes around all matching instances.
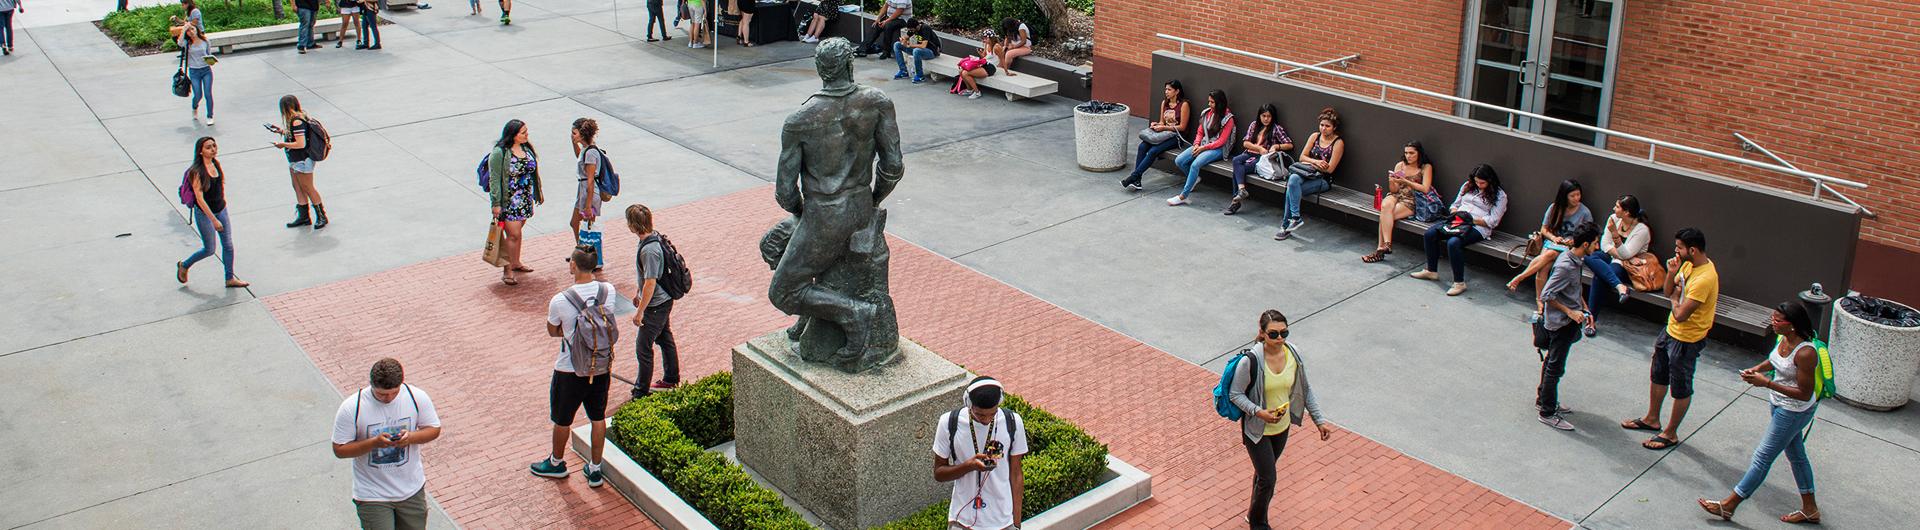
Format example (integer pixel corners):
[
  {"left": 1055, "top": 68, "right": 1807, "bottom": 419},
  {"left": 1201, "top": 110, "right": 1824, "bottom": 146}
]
[
  {"left": 932, "top": 376, "right": 1028, "bottom": 530},
  {"left": 1535, "top": 222, "right": 1600, "bottom": 431},
  {"left": 332, "top": 358, "right": 443, "bottom": 530}
]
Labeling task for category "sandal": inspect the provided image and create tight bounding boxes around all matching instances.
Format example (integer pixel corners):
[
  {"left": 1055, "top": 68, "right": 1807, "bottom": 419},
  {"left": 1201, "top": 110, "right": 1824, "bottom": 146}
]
[
  {"left": 225, "top": 279, "right": 251, "bottom": 288},
  {"left": 1620, "top": 418, "right": 1662, "bottom": 432},
  {"left": 176, "top": 262, "right": 189, "bottom": 284},
  {"left": 1361, "top": 249, "right": 1388, "bottom": 263},
  {"left": 502, "top": 269, "right": 519, "bottom": 286},
  {"left": 1697, "top": 499, "right": 1734, "bottom": 521},
  {"left": 1780, "top": 510, "right": 1820, "bottom": 524},
  {"left": 512, "top": 265, "right": 535, "bottom": 273},
  {"left": 1643, "top": 435, "right": 1680, "bottom": 450}
]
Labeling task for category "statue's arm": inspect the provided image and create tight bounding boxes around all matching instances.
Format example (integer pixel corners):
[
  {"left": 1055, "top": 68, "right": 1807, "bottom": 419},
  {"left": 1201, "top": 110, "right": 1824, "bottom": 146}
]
[
  {"left": 776, "top": 126, "right": 804, "bottom": 214},
  {"left": 872, "top": 101, "right": 905, "bottom": 203}
]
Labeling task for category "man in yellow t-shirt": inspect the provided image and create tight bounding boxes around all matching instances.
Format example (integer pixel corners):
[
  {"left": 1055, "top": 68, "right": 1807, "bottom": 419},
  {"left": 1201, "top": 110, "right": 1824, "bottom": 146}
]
[{"left": 1623, "top": 228, "right": 1716, "bottom": 451}]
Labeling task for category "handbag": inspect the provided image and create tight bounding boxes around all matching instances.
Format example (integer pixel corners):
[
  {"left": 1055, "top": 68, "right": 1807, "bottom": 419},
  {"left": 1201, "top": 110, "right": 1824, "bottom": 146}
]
[
  {"left": 1619, "top": 252, "right": 1667, "bottom": 292},
  {"left": 1138, "top": 127, "right": 1178, "bottom": 145},
  {"left": 1524, "top": 231, "right": 1545, "bottom": 259},
  {"left": 1438, "top": 211, "right": 1475, "bottom": 237},
  {"left": 1287, "top": 161, "right": 1325, "bottom": 180},
  {"left": 483, "top": 220, "right": 509, "bottom": 267},
  {"left": 578, "top": 221, "right": 604, "bottom": 269},
  {"left": 171, "top": 51, "right": 192, "bottom": 98}
]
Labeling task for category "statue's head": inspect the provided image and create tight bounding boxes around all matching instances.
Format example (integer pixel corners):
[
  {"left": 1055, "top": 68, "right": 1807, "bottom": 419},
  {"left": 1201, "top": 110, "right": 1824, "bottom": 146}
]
[{"left": 815, "top": 37, "right": 857, "bottom": 96}]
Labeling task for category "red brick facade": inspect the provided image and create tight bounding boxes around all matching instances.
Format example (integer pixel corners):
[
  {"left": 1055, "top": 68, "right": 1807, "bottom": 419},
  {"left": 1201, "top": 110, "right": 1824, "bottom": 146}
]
[{"left": 1093, "top": 0, "right": 1920, "bottom": 303}]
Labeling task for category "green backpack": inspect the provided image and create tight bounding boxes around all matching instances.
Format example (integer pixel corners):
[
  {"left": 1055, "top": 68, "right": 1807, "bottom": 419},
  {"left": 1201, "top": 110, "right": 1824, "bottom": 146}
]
[{"left": 1776, "top": 337, "right": 1837, "bottom": 401}]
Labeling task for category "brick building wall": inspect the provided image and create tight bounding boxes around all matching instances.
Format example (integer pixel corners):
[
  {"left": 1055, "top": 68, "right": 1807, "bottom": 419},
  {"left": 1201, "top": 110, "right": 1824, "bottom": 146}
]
[{"left": 1092, "top": 0, "right": 1920, "bottom": 303}]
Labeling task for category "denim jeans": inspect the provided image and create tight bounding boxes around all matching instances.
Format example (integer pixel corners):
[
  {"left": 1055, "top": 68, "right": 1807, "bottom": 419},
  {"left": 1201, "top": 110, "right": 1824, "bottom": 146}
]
[
  {"left": 359, "top": 9, "right": 381, "bottom": 47},
  {"left": 1126, "top": 139, "right": 1179, "bottom": 183},
  {"left": 645, "top": 2, "right": 666, "bottom": 38},
  {"left": 1423, "top": 224, "right": 1487, "bottom": 282},
  {"left": 892, "top": 43, "right": 936, "bottom": 76},
  {"left": 1733, "top": 404, "right": 1817, "bottom": 499},
  {"left": 1535, "top": 322, "right": 1580, "bottom": 416},
  {"left": 1282, "top": 173, "right": 1331, "bottom": 223},
  {"left": 1582, "top": 252, "right": 1631, "bottom": 312},
  {"left": 184, "top": 208, "right": 236, "bottom": 280},
  {"left": 186, "top": 67, "right": 213, "bottom": 119},
  {"left": 0, "top": 9, "right": 13, "bottom": 50},
  {"left": 1229, "top": 152, "right": 1261, "bottom": 190},
  {"left": 296, "top": 8, "right": 316, "bottom": 49},
  {"left": 1173, "top": 146, "right": 1226, "bottom": 197}
]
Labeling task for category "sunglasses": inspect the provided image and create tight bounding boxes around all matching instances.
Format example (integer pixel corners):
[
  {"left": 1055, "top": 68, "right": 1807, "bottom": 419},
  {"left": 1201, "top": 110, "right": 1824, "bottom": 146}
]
[{"left": 1266, "top": 329, "right": 1290, "bottom": 340}]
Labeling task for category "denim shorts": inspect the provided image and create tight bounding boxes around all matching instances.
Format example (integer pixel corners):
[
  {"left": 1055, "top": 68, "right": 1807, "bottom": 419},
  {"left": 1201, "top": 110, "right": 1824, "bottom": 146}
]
[{"left": 289, "top": 159, "right": 316, "bottom": 173}]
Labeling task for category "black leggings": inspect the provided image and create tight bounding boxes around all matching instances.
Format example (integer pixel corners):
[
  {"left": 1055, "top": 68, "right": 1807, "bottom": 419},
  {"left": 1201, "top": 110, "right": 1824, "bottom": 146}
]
[{"left": 1243, "top": 430, "right": 1290, "bottom": 530}]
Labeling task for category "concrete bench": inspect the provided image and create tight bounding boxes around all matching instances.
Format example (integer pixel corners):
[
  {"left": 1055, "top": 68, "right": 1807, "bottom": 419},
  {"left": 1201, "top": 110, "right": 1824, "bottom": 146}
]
[
  {"left": 1159, "top": 150, "right": 1774, "bottom": 337},
  {"left": 207, "top": 22, "right": 340, "bottom": 54},
  {"left": 920, "top": 54, "right": 1059, "bottom": 101}
]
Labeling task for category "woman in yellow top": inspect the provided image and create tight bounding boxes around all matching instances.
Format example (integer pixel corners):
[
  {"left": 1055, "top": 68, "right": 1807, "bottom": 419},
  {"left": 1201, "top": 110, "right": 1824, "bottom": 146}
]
[{"left": 1227, "top": 310, "right": 1332, "bottom": 530}]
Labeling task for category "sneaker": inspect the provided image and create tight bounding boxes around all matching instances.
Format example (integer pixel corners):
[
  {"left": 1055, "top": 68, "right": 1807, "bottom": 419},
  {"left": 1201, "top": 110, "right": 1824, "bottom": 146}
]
[
  {"left": 530, "top": 458, "right": 569, "bottom": 478},
  {"left": 893, "top": 70, "right": 910, "bottom": 80},
  {"left": 1409, "top": 270, "right": 1440, "bottom": 281},
  {"left": 1447, "top": 282, "right": 1468, "bottom": 296},
  {"left": 968, "top": 91, "right": 982, "bottom": 100},
  {"left": 647, "top": 37, "right": 659, "bottom": 42},
  {"left": 1166, "top": 196, "right": 1187, "bottom": 206},
  {"left": 650, "top": 380, "right": 679, "bottom": 391},
  {"left": 1272, "top": 230, "right": 1293, "bottom": 241},
  {"left": 1538, "top": 404, "right": 1572, "bottom": 414},
  {"left": 369, "top": 44, "right": 382, "bottom": 50},
  {"left": 419, "top": 2, "right": 433, "bottom": 8},
  {"left": 585, "top": 464, "right": 604, "bottom": 487},
  {"left": 912, "top": 75, "right": 925, "bottom": 84},
  {"left": 204, "top": 117, "right": 215, "bottom": 126},
  {"left": 1618, "top": 288, "right": 1633, "bottom": 304},
  {"left": 1284, "top": 218, "right": 1306, "bottom": 233},
  {"left": 1125, "top": 182, "right": 1143, "bottom": 191},
  {"left": 1539, "top": 414, "right": 1575, "bottom": 431}
]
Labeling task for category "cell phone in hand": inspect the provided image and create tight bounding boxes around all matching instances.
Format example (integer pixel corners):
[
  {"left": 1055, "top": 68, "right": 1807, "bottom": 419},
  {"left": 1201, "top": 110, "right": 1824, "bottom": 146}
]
[{"left": 263, "top": 124, "right": 278, "bottom": 133}]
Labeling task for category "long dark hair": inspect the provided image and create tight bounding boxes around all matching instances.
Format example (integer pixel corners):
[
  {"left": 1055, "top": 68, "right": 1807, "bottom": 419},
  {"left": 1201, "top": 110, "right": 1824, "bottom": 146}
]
[
  {"left": 496, "top": 119, "right": 531, "bottom": 153},
  {"left": 1617, "top": 194, "right": 1647, "bottom": 223},
  {"left": 1547, "top": 179, "right": 1583, "bottom": 230},
  {"left": 1252, "top": 104, "right": 1278, "bottom": 145},
  {"left": 1000, "top": 18, "right": 1023, "bottom": 42},
  {"left": 278, "top": 95, "right": 305, "bottom": 131},
  {"left": 189, "top": 136, "right": 222, "bottom": 187},
  {"left": 1466, "top": 164, "right": 1502, "bottom": 202},
  {"left": 1204, "top": 90, "right": 1229, "bottom": 137},
  {"left": 1404, "top": 141, "right": 1432, "bottom": 169},
  {"left": 1775, "top": 301, "right": 1816, "bottom": 341}
]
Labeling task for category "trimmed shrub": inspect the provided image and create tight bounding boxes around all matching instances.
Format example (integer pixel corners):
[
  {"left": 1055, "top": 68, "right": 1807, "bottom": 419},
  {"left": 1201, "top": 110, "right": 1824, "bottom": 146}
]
[
  {"left": 102, "top": 2, "right": 340, "bottom": 51},
  {"left": 989, "top": 0, "right": 1050, "bottom": 40},
  {"left": 934, "top": 0, "right": 995, "bottom": 30}
]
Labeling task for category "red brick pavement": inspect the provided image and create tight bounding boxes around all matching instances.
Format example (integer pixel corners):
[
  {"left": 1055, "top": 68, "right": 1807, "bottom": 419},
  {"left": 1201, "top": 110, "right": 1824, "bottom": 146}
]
[{"left": 267, "top": 186, "right": 1568, "bottom": 530}]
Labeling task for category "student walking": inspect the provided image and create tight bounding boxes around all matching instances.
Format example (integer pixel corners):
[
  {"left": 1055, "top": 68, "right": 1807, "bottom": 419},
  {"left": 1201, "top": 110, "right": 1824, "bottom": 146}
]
[
  {"left": 332, "top": 358, "right": 443, "bottom": 530},
  {"left": 293, "top": 0, "right": 318, "bottom": 53},
  {"left": 931, "top": 376, "right": 1029, "bottom": 530},
  {"left": 1621, "top": 227, "right": 1718, "bottom": 451},
  {"left": 489, "top": 119, "right": 544, "bottom": 285},
  {"left": 175, "top": 137, "right": 249, "bottom": 288},
  {"left": 531, "top": 245, "right": 620, "bottom": 487},
  {"left": 271, "top": 95, "right": 328, "bottom": 230},
  {"left": 1534, "top": 223, "right": 1600, "bottom": 431},
  {"left": 0, "top": 0, "right": 21, "bottom": 56},
  {"left": 356, "top": 0, "right": 382, "bottom": 49},
  {"left": 569, "top": 118, "right": 604, "bottom": 249},
  {"left": 1226, "top": 310, "right": 1332, "bottom": 530},
  {"left": 1411, "top": 164, "right": 1507, "bottom": 296},
  {"left": 1697, "top": 301, "right": 1825, "bottom": 524},
  {"left": 335, "top": 0, "right": 359, "bottom": 48},
  {"left": 498, "top": 0, "right": 512, "bottom": 24},
  {"left": 169, "top": 19, "right": 214, "bottom": 125},
  {"left": 626, "top": 204, "right": 681, "bottom": 399}
]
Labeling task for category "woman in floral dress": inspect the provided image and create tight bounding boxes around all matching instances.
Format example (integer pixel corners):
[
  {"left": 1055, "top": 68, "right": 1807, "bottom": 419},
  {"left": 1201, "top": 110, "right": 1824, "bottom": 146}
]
[{"left": 488, "top": 119, "right": 544, "bottom": 285}]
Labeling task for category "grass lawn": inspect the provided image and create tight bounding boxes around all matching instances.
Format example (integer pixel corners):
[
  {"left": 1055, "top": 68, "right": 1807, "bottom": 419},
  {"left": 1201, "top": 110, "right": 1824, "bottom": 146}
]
[{"left": 102, "top": 2, "right": 342, "bottom": 51}]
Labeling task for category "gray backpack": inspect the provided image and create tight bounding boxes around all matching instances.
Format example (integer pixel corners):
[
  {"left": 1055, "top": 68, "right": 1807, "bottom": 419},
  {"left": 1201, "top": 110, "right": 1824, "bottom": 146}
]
[{"left": 562, "top": 285, "right": 620, "bottom": 381}]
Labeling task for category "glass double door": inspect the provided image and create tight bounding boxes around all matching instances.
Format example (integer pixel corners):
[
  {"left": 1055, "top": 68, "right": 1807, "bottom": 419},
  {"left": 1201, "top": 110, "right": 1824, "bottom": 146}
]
[{"left": 1465, "top": 0, "right": 1621, "bottom": 145}]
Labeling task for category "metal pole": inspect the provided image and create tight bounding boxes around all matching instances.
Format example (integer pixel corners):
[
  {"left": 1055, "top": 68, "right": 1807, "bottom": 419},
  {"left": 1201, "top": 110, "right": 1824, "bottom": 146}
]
[{"left": 712, "top": 1, "right": 718, "bottom": 67}]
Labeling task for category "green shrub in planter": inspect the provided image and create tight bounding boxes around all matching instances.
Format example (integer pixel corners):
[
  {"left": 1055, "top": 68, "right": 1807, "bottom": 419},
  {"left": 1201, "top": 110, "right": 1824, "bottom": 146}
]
[
  {"left": 935, "top": 0, "right": 995, "bottom": 30},
  {"left": 102, "top": 2, "right": 340, "bottom": 51}
]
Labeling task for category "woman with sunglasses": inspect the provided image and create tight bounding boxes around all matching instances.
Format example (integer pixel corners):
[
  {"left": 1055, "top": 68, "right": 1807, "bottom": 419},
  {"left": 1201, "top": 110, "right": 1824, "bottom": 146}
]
[
  {"left": 1227, "top": 310, "right": 1332, "bottom": 530},
  {"left": 1697, "top": 302, "right": 1824, "bottom": 524}
]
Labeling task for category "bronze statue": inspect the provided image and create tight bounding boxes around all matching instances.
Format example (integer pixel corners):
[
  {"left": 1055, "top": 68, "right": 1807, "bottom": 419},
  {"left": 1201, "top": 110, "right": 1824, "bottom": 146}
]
[{"left": 763, "top": 38, "right": 906, "bottom": 373}]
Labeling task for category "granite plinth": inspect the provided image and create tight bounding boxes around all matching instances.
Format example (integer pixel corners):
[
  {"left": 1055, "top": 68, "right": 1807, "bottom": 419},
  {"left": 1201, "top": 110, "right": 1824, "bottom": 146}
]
[{"left": 732, "top": 332, "right": 968, "bottom": 530}]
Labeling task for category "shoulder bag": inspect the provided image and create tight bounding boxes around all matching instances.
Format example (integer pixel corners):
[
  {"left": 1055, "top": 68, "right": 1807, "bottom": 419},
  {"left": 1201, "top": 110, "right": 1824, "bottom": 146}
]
[
  {"left": 1618, "top": 252, "right": 1667, "bottom": 292},
  {"left": 171, "top": 50, "right": 192, "bottom": 98}
]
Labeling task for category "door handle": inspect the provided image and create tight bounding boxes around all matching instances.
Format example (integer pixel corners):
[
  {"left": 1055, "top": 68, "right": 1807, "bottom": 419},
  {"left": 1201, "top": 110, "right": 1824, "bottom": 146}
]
[{"left": 1520, "top": 59, "right": 1535, "bottom": 85}]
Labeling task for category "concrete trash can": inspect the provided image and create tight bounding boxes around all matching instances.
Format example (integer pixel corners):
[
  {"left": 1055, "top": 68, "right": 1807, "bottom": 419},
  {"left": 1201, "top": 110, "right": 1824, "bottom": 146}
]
[
  {"left": 1074, "top": 101, "right": 1130, "bottom": 172},
  {"left": 1830, "top": 295, "right": 1920, "bottom": 411}
]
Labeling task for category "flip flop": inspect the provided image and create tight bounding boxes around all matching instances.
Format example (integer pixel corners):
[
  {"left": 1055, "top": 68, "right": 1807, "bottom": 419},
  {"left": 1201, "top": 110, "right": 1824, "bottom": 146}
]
[
  {"left": 1781, "top": 510, "right": 1820, "bottom": 524},
  {"left": 1643, "top": 435, "right": 1680, "bottom": 450},
  {"left": 1620, "top": 418, "right": 1661, "bottom": 432},
  {"left": 512, "top": 265, "right": 535, "bottom": 273},
  {"left": 1697, "top": 499, "right": 1733, "bottom": 520}
]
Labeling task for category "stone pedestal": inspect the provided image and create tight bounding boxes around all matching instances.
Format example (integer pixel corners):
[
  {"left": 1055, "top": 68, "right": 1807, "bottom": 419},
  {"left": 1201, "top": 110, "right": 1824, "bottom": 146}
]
[{"left": 732, "top": 332, "right": 968, "bottom": 530}]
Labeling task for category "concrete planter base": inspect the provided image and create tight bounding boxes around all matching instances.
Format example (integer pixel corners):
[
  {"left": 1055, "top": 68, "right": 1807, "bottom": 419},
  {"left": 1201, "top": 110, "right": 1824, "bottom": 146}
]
[{"left": 573, "top": 423, "right": 1151, "bottom": 529}]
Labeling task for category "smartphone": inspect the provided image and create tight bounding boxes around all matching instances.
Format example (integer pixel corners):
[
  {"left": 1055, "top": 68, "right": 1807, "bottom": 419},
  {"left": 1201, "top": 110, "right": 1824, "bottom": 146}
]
[{"left": 262, "top": 123, "right": 279, "bottom": 133}]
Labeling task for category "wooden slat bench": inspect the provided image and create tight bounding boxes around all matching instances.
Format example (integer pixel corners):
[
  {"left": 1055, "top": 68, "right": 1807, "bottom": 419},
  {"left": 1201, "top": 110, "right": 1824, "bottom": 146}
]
[
  {"left": 1158, "top": 150, "right": 1774, "bottom": 337},
  {"left": 920, "top": 54, "right": 1059, "bottom": 101},
  {"left": 207, "top": 22, "right": 341, "bottom": 54}
]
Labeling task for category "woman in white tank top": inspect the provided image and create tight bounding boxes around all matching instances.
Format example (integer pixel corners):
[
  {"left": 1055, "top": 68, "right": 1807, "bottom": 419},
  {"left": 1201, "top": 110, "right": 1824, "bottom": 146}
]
[{"left": 1697, "top": 302, "right": 1823, "bottom": 524}]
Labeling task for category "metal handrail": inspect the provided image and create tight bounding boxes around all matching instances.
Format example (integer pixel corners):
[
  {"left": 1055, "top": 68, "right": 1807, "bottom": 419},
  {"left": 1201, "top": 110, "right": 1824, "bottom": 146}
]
[
  {"left": 1156, "top": 34, "right": 1871, "bottom": 207},
  {"left": 1738, "top": 133, "right": 1877, "bottom": 218},
  {"left": 1278, "top": 54, "right": 1358, "bottom": 77}
]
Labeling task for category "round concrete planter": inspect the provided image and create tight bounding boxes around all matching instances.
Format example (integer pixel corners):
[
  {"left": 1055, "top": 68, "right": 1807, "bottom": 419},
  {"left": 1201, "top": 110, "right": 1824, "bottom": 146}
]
[
  {"left": 1831, "top": 297, "right": 1920, "bottom": 411},
  {"left": 1073, "top": 103, "right": 1130, "bottom": 172}
]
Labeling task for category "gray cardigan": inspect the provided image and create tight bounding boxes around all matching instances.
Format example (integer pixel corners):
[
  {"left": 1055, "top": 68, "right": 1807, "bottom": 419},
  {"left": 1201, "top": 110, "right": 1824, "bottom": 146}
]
[{"left": 1227, "top": 344, "right": 1327, "bottom": 443}]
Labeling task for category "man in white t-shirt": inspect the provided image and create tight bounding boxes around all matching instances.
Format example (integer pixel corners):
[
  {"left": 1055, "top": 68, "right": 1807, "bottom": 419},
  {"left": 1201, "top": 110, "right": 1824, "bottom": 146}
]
[
  {"left": 531, "top": 244, "right": 621, "bottom": 487},
  {"left": 932, "top": 376, "right": 1028, "bottom": 530},
  {"left": 332, "top": 358, "right": 443, "bottom": 530}
]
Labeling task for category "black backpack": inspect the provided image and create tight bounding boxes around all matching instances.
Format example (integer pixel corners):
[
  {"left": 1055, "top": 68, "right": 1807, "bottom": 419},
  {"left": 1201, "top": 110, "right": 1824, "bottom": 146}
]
[
  {"left": 303, "top": 118, "right": 333, "bottom": 162},
  {"left": 945, "top": 406, "right": 1022, "bottom": 464},
  {"left": 643, "top": 233, "right": 693, "bottom": 300}
]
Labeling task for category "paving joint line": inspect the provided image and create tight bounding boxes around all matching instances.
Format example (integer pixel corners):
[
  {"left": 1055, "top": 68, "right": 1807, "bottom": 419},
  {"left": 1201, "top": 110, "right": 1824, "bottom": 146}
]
[
  {"left": 0, "top": 298, "right": 257, "bottom": 358},
  {"left": 4, "top": 439, "right": 328, "bottom": 530},
  {"left": 1577, "top": 386, "right": 1750, "bottom": 525}
]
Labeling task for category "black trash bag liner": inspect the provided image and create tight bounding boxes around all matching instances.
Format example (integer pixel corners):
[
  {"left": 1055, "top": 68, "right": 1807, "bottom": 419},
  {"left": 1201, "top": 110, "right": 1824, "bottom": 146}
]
[
  {"left": 1839, "top": 295, "right": 1920, "bottom": 328},
  {"left": 1076, "top": 100, "right": 1127, "bottom": 114}
]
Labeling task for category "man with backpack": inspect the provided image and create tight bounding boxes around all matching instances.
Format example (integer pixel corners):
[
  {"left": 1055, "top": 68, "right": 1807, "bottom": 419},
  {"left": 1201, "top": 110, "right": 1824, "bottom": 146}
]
[
  {"left": 332, "top": 358, "right": 443, "bottom": 530},
  {"left": 626, "top": 204, "right": 688, "bottom": 399},
  {"left": 531, "top": 245, "right": 621, "bottom": 487},
  {"left": 1534, "top": 223, "right": 1600, "bottom": 431},
  {"left": 931, "top": 376, "right": 1028, "bottom": 530}
]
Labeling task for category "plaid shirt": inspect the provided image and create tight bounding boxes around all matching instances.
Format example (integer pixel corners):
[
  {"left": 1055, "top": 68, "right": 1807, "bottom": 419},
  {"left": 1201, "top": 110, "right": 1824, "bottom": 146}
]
[{"left": 1241, "top": 122, "right": 1292, "bottom": 149}]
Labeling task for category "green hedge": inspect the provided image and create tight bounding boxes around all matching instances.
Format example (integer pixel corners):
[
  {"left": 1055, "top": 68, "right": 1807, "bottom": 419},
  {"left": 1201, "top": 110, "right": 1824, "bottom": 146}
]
[
  {"left": 608, "top": 372, "right": 1111, "bottom": 529},
  {"left": 102, "top": 2, "right": 340, "bottom": 51}
]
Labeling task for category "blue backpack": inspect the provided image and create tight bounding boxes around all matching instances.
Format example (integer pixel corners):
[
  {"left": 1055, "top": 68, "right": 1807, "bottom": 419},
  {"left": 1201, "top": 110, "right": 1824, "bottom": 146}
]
[
  {"left": 588, "top": 146, "right": 620, "bottom": 197},
  {"left": 1212, "top": 350, "right": 1255, "bottom": 420},
  {"left": 475, "top": 152, "right": 492, "bottom": 191}
]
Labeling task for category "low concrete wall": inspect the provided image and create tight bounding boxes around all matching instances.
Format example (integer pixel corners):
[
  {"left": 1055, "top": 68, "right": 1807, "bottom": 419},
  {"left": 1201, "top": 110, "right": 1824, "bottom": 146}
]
[
  {"left": 1149, "top": 51, "right": 1861, "bottom": 304},
  {"left": 827, "top": 12, "right": 1092, "bottom": 100}
]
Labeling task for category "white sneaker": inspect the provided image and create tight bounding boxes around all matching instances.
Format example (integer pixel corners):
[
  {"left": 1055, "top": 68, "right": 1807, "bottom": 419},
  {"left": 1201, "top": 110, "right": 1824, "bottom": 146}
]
[
  {"left": 1166, "top": 196, "right": 1188, "bottom": 206},
  {"left": 1409, "top": 270, "right": 1439, "bottom": 281},
  {"left": 968, "top": 91, "right": 982, "bottom": 100},
  {"left": 1538, "top": 414, "right": 1575, "bottom": 431},
  {"left": 205, "top": 117, "right": 215, "bottom": 126},
  {"left": 1447, "top": 282, "right": 1468, "bottom": 296}
]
